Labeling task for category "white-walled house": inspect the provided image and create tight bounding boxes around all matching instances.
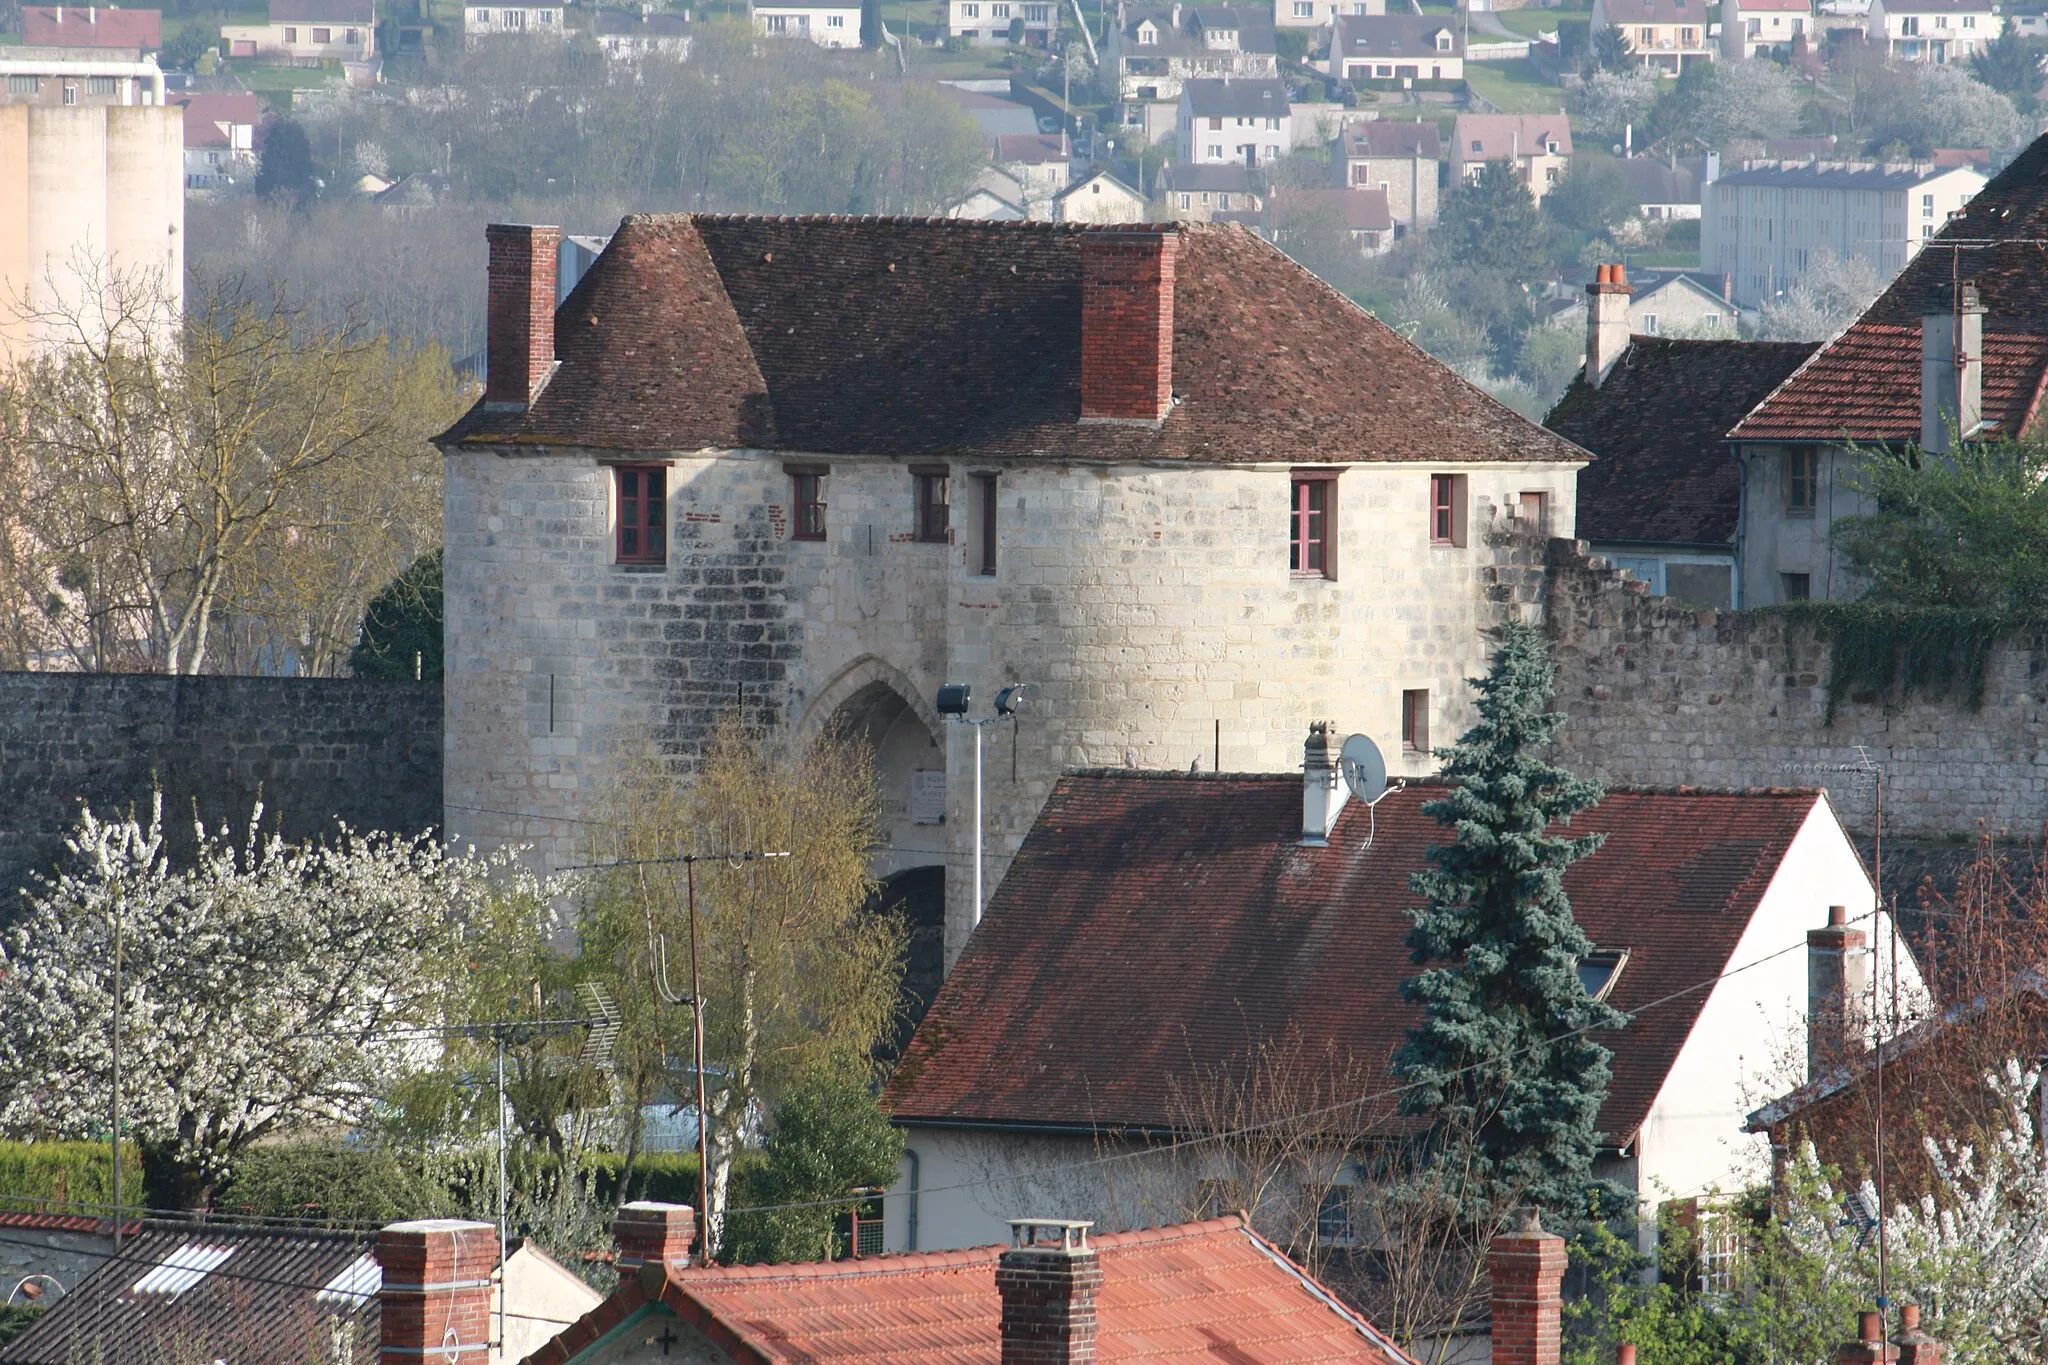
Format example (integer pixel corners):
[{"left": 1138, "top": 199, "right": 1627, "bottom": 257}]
[
  {"left": 1721, "top": 0, "right": 1810, "bottom": 57},
  {"left": 751, "top": 0, "right": 861, "bottom": 44},
  {"left": 1176, "top": 76, "right": 1291, "bottom": 165},
  {"left": 880, "top": 767, "right": 1921, "bottom": 1255},
  {"left": 1868, "top": 0, "right": 1995, "bottom": 59},
  {"left": 463, "top": 1, "right": 565, "bottom": 41},
  {"left": 220, "top": 0, "right": 373, "bottom": 62}
]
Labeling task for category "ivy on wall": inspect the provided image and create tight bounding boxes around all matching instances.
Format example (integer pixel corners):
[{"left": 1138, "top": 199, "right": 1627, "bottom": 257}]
[{"left": 1770, "top": 603, "right": 2018, "bottom": 723}]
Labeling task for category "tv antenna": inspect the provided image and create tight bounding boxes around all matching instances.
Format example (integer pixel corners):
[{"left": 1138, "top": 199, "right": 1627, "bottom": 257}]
[{"left": 1338, "top": 733, "right": 1404, "bottom": 848}]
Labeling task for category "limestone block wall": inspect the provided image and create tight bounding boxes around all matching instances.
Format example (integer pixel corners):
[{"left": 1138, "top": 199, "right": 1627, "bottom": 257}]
[
  {"left": 444, "top": 444, "right": 1580, "bottom": 963},
  {"left": 1544, "top": 538, "right": 2048, "bottom": 841}
]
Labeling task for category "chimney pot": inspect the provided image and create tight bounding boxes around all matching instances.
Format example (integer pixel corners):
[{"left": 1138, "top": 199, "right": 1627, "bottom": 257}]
[
  {"left": 1618, "top": 1347, "right": 1637, "bottom": 1365},
  {"left": 998, "top": 1219, "right": 1101, "bottom": 1365},
  {"left": 1079, "top": 230, "right": 1178, "bottom": 426},
  {"left": 485, "top": 222, "right": 563, "bottom": 409},
  {"left": 1808, "top": 906, "right": 1869, "bottom": 1081},
  {"left": 613, "top": 1201, "right": 696, "bottom": 1281},
  {"left": 1488, "top": 1209, "right": 1566, "bottom": 1365},
  {"left": 1896, "top": 1303, "right": 1944, "bottom": 1365},
  {"left": 374, "top": 1219, "right": 499, "bottom": 1365}
]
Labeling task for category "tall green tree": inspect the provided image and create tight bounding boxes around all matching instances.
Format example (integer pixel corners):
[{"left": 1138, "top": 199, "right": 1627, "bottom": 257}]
[
  {"left": 1972, "top": 27, "right": 2046, "bottom": 115},
  {"left": 350, "top": 550, "right": 443, "bottom": 681},
  {"left": 1393, "top": 622, "right": 1624, "bottom": 1219},
  {"left": 1833, "top": 437, "right": 2048, "bottom": 612},
  {"left": 722, "top": 1066, "right": 904, "bottom": 1265},
  {"left": 1430, "top": 160, "right": 1546, "bottom": 349},
  {"left": 860, "top": 0, "right": 882, "bottom": 48},
  {"left": 255, "top": 120, "right": 319, "bottom": 209}
]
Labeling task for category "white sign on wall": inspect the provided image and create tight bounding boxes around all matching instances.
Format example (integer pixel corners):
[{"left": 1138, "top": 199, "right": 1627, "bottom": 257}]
[{"left": 910, "top": 770, "right": 947, "bottom": 825}]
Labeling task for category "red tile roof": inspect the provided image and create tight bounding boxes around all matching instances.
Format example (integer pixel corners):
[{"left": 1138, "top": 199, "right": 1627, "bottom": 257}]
[
  {"left": 529, "top": 1216, "right": 1411, "bottom": 1365},
  {"left": 442, "top": 216, "right": 1587, "bottom": 467},
  {"left": 171, "top": 92, "right": 260, "bottom": 151},
  {"left": 1736, "top": 132, "right": 2048, "bottom": 444},
  {"left": 884, "top": 773, "right": 1831, "bottom": 1143},
  {"left": 0, "top": 1211, "right": 142, "bottom": 1237},
  {"left": 19, "top": 5, "right": 160, "bottom": 47}
]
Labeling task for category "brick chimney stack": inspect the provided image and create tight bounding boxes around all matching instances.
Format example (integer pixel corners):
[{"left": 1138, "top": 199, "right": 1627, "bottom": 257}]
[
  {"left": 1839, "top": 1309, "right": 1900, "bottom": 1365},
  {"left": 1585, "top": 263, "right": 1633, "bottom": 389},
  {"left": 613, "top": 1201, "right": 696, "bottom": 1282},
  {"left": 1489, "top": 1208, "right": 1565, "bottom": 1365},
  {"left": 485, "top": 223, "right": 562, "bottom": 409},
  {"left": 1895, "top": 1304, "right": 1944, "bottom": 1365},
  {"left": 1079, "top": 230, "right": 1177, "bottom": 426},
  {"left": 374, "top": 1219, "right": 499, "bottom": 1365},
  {"left": 996, "top": 1218, "right": 1101, "bottom": 1365},
  {"left": 1920, "top": 279, "right": 1983, "bottom": 454},
  {"left": 1808, "top": 904, "right": 1868, "bottom": 1081}
]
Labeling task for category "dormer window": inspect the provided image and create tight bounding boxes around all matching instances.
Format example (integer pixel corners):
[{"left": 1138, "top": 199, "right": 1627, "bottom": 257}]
[
  {"left": 1137, "top": 19, "right": 1157, "bottom": 40},
  {"left": 1435, "top": 30, "right": 1450, "bottom": 48},
  {"left": 1577, "top": 949, "right": 1630, "bottom": 1002}
]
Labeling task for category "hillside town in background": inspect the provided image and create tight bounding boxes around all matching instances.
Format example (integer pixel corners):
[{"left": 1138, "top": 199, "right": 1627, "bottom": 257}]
[{"left": 6, "top": 0, "right": 2048, "bottom": 1357}]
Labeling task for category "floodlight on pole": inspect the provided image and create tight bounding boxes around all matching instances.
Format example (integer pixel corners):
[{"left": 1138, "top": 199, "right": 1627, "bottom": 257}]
[{"left": 937, "top": 682, "right": 1029, "bottom": 929}]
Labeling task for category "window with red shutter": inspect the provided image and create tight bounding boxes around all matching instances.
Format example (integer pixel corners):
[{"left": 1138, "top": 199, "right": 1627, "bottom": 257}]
[{"left": 615, "top": 465, "right": 667, "bottom": 565}]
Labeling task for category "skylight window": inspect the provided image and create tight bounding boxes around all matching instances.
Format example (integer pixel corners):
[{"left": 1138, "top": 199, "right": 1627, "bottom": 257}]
[
  {"left": 132, "top": 1244, "right": 235, "bottom": 1298},
  {"left": 316, "top": 1254, "right": 383, "bottom": 1307},
  {"left": 1577, "top": 949, "right": 1630, "bottom": 1003}
]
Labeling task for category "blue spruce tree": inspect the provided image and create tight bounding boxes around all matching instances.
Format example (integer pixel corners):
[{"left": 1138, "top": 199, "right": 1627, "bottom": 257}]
[{"left": 1394, "top": 620, "right": 1625, "bottom": 1219}]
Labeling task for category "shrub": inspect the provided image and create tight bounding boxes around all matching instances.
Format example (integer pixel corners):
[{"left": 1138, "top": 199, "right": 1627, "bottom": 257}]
[
  {"left": 217, "top": 1144, "right": 453, "bottom": 1227},
  {"left": 0, "top": 1140, "right": 143, "bottom": 1212}
]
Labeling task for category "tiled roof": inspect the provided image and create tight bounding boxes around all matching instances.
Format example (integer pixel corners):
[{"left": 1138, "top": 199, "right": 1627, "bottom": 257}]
[
  {"left": 1272, "top": 187, "right": 1393, "bottom": 232},
  {"left": 1734, "top": 130, "right": 2048, "bottom": 443},
  {"left": 1156, "top": 162, "right": 1254, "bottom": 192},
  {"left": 1712, "top": 159, "right": 1962, "bottom": 190},
  {"left": 1124, "top": 5, "right": 1277, "bottom": 56},
  {"left": 1181, "top": 76, "right": 1288, "bottom": 118},
  {"left": 529, "top": 1216, "right": 1411, "bottom": 1365},
  {"left": 996, "top": 131, "right": 1068, "bottom": 163},
  {"left": 441, "top": 216, "right": 1588, "bottom": 467},
  {"left": 592, "top": 9, "right": 690, "bottom": 33},
  {"left": 1338, "top": 119, "right": 1441, "bottom": 159},
  {"left": 1615, "top": 156, "right": 1702, "bottom": 206},
  {"left": 0, "top": 1211, "right": 142, "bottom": 1237},
  {"left": 1597, "top": 0, "right": 1712, "bottom": 23},
  {"left": 268, "top": 0, "right": 372, "bottom": 22},
  {"left": 1548, "top": 337, "right": 1815, "bottom": 547},
  {"left": 883, "top": 772, "right": 1827, "bottom": 1142},
  {"left": 1332, "top": 13, "right": 1460, "bottom": 59},
  {"left": 1731, "top": 0, "right": 1809, "bottom": 11},
  {"left": 1453, "top": 112, "right": 1570, "bottom": 163},
  {"left": 1879, "top": 0, "right": 1992, "bottom": 12},
  {"left": 19, "top": 5, "right": 160, "bottom": 47},
  {"left": 172, "top": 92, "right": 260, "bottom": 150},
  {"left": 0, "top": 1223, "right": 378, "bottom": 1365}
]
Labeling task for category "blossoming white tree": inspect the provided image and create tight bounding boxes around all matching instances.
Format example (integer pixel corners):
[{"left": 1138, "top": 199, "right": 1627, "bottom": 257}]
[{"left": 0, "top": 795, "right": 556, "bottom": 1207}]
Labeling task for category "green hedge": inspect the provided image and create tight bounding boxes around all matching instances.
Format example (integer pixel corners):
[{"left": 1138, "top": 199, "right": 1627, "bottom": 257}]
[{"left": 0, "top": 1140, "right": 143, "bottom": 1212}]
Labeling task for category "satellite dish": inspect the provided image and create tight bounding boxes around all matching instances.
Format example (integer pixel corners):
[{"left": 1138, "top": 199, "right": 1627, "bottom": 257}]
[{"left": 1339, "top": 733, "right": 1387, "bottom": 805}]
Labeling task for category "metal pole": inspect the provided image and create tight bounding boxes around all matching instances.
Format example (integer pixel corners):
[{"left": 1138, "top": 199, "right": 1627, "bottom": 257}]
[
  {"left": 110, "top": 899, "right": 121, "bottom": 1252},
  {"left": 689, "top": 859, "right": 711, "bottom": 1253},
  {"left": 496, "top": 1032, "right": 508, "bottom": 1351},
  {"left": 973, "top": 722, "right": 984, "bottom": 928}
]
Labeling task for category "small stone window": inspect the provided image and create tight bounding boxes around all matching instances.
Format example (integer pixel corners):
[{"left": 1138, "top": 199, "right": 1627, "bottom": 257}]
[
  {"left": 1289, "top": 472, "right": 1336, "bottom": 579},
  {"left": 788, "top": 464, "right": 827, "bottom": 541},
  {"left": 1783, "top": 446, "right": 1819, "bottom": 518},
  {"left": 1429, "top": 472, "right": 1466, "bottom": 546},
  {"left": 1402, "top": 688, "right": 1429, "bottom": 753},
  {"left": 1781, "top": 571, "right": 1812, "bottom": 601},
  {"left": 614, "top": 465, "right": 666, "bottom": 565},
  {"left": 913, "top": 466, "right": 950, "bottom": 543},
  {"left": 973, "top": 472, "right": 999, "bottom": 576}
]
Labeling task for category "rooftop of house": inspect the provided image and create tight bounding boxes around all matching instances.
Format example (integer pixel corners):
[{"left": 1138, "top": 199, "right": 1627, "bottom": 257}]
[
  {"left": 1271, "top": 186, "right": 1393, "bottom": 232},
  {"left": 1054, "top": 167, "right": 1142, "bottom": 203},
  {"left": 1736, "top": 129, "right": 2048, "bottom": 444},
  {"left": 1876, "top": 0, "right": 1994, "bottom": 13},
  {"left": 1732, "top": 0, "right": 1810, "bottom": 11},
  {"left": 1711, "top": 158, "right": 1971, "bottom": 189},
  {"left": 529, "top": 1215, "right": 1410, "bottom": 1365},
  {"left": 171, "top": 91, "right": 261, "bottom": 148},
  {"left": 1156, "top": 161, "right": 1256, "bottom": 191},
  {"left": 1547, "top": 337, "right": 1816, "bottom": 548},
  {"left": 267, "top": 0, "right": 374, "bottom": 23},
  {"left": 592, "top": 9, "right": 691, "bottom": 34},
  {"left": 0, "top": 1222, "right": 379, "bottom": 1365},
  {"left": 19, "top": 5, "right": 160, "bottom": 48},
  {"left": 441, "top": 216, "right": 1588, "bottom": 466},
  {"left": 1453, "top": 112, "right": 1571, "bottom": 161},
  {"left": 1614, "top": 155, "right": 1703, "bottom": 205},
  {"left": 1179, "top": 76, "right": 1289, "bottom": 118},
  {"left": 996, "top": 131, "right": 1069, "bottom": 163},
  {"left": 883, "top": 771, "right": 1836, "bottom": 1142},
  {"left": 1122, "top": 4, "right": 1277, "bottom": 56},
  {"left": 1597, "top": 0, "right": 1713, "bottom": 24},
  {"left": 1331, "top": 14, "right": 1460, "bottom": 59},
  {"left": 1336, "top": 118, "right": 1441, "bottom": 159}
]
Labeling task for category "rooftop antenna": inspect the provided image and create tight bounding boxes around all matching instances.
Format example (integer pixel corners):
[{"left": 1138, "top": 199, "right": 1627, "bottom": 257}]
[{"left": 1339, "top": 732, "right": 1404, "bottom": 848}]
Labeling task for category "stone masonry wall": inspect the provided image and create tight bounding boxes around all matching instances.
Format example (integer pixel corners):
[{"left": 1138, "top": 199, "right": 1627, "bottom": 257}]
[
  {"left": 1542, "top": 538, "right": 2048, "bottom": 841},
  {"left": 0, "top": 673, "right": 442, "bottom": 908}
]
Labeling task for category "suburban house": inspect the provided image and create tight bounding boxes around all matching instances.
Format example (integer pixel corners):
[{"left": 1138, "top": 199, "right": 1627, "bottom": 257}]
[
  {"left": 1327, "top": 13, "right": 1464, "bottom": 81},
  {"left": 592, "top": 7, "right": 692, "bottom": 57},
  {"left": 1867, "top": 0, "right": 1996, "bottom": 59},
  {"left": 1106, "top": 2, "right": 1278, "bottom": 126},
  {"left": 463, "top": 0, "right": 567, "bottom": 42},
  {"left": 1050, "top": 166, "right": 1148, "bottom": 222},
  {"left": 1276, "top": 0, "right": 1382, "bottom": 28},
  {"left": 750, "top": 0, "right": 861, "bottom": 44},
  {"left": 944, "top": 163, "right": 1029, "bottom": 219},
  {"left": 946, "top": 0, "right": 1059, "bottom": 44},
  {"left": 1266, "top": 186, "right": 1396, "bottom": 252},
  {"left": 1329, "top": 118, "right": 1440, "bottom": 227},
  {"left": 878, "top": 760, "right": 1919, "bottom": 1255},
  {"left": 1157, "top": 160, "right": 1261, "bottom": 217},
  {"left": 1616, "top": 153, "right": 1708, "bottom": 220},
  {"left": 937, "top": 80, "right": 1039, "bottom": 148},
  {"left": 1724, "top": 136, "right": 2048, "bottom": 604},
  {"left": 1546, "top": 267, "right": 1817, "bottom": 607},
  {"left": 436, "top": 215, "right": 1587, "bottom": 973},
  {"left": 171, "top": 89, "right": 259, "bottom": 190},
  {"left": 1592, "top": 0, "right": 1713, "bottom": 71},
  {"left": 1453, "top": 111, "right": 1571, "bottom": 201},
  {"left": 1547, "top": 267, "right": 1739, "bottom": 335},
  {"left": 1176, "top": 76, "right": 1291, "bottom": 166},
  {"left": 1702, "top": 159, "right": 1985, "bottom": 309},
  {"left": 19, "top": 5, "right": 160, "bottom": 49},
  {"left": 220, "top": 0, "right": 374, "bottom": 62},
  {"left": 0, "top": 1221, "right": 600, "bottom": 1365},
  {"left": 995, "top": 130, "right": 1072, "bottom": 205},
  {"left": 1721, "top": 0, "right": 1810, "bottom": 57},
  {"left": 523, "top": 1202, "right": 1427, "bottom": 1364}
]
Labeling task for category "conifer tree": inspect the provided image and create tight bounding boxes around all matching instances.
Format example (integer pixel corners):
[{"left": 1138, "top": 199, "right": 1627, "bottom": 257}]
[{"left": 1393, "top": 621, "right": 1624, "bottom": 1218}]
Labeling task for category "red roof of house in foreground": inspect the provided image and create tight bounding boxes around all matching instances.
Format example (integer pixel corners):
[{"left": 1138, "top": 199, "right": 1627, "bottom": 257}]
[
  {"left": 529, "top": 1216, "right": 1410, "bottom": 1365},
  {"left": 1735, "top": 131, "right": 2048, "bottom": 444},
  {"left": 884, "top": 773, "right": 1832, "bottom": 1143},
  {"left": 20, "top": 5, "right": 160, "bottom": 47}
]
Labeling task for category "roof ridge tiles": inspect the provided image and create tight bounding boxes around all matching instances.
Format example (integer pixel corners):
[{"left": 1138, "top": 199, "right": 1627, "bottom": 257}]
[{"left": 1056, "top": 767, "right": 1824, "bottom": 800}]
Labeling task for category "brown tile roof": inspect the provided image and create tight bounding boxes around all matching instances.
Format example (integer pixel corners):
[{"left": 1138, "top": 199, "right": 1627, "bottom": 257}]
[
  {"left": 0, "top": 1223, "right": 378, "bottom": 1365},
  {"left": 882, "top": 772, "right": 1830, "bottom": 1143},
  {"left": 528, "top": 1216, "right": 1411, "bottom": 1365},
  {"left": 1332, "top": 13, "right": 1460, "bottom": 60},
  {"left": 19, "top": 5, "right": 159, "bottom": 47},
  {"left": 1272, "top": 187, "right": 1394, "bottom": 233},
  {"left": 1547, "top": 336, "right": 1816, "bottom": 547},
  {"left": 0, "top": 1211, "right": 142, "bottom": 1236},
  {"left": 1453, "top": 113, "right": 1570, "bottom": 164},
  {"left": 1338, "top": 119, "right": 1442, "bottom": 159},
  {"left": 1736, "top": 131, "right": 2048, "bottom": 444},
  {"left": 442, "top": 216, "right": 1587, "bottom": 467},
  {"left": 171, "top": 92, "right": 260, "bottom": 151},
  {"left": 996, "top": 132, "right": 1069, "bottom": 163}
]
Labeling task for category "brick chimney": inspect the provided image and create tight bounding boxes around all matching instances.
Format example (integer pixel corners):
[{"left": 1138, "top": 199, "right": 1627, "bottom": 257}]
[
  {"left": 1301, "top": 720, "right": 1348, "bottom": 847},
  {"left": 1585, "top": 264, "right": 1632, "bottom": 389},
  {"left": 374, "top": 1219, "right": 499, "bottom": 1365},
  {"left": 1489, "top": 1208, "right": 1565, "bottom": 1365},
  {"left": 1839, "top": 1309, "right": 1899, "bottom": 1365},
  {"left": 613, "top": 1201, "right": 695, "bottom": 1281},
  {"left": 1895, "top": 1304, "right": 1944, "bottom": 1365},
  {"left": 485, "top": 223, "right": 562, "bottom": 409},
  {"left": 1920, "top": 280, "right": 1983, "bottom": 454},
  {"left": 996, "top": 1218, "right": 1100, "bottom": 1365},
  {"left": 1079, "top": 230, "right": 1177, "bottom": 426},
  {"left": 1808, "top": 904, "right": 1868, "bottom": 1081}
]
